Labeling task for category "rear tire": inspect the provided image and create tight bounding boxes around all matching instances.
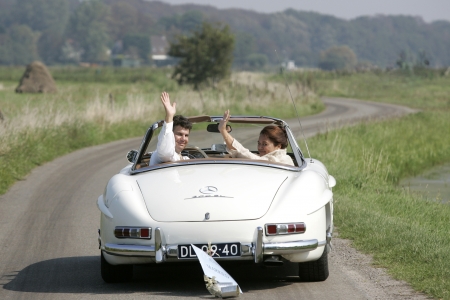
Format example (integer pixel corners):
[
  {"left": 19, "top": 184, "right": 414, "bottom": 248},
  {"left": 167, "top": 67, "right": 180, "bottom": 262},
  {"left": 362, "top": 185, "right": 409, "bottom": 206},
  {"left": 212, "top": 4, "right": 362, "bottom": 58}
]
[
  {"left": 298, "top": 247, "right": 329, "bottom": 281},
  {"left": 101, "top": 251, "right": 133, "bottom": 283}
]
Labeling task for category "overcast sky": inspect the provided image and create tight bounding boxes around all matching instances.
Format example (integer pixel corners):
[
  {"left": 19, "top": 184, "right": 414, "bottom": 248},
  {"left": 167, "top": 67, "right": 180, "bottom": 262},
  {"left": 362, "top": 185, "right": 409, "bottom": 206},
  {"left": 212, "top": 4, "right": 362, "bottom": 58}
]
[{"left": 150, "top": 0, "right": 450, "bottom": 22}]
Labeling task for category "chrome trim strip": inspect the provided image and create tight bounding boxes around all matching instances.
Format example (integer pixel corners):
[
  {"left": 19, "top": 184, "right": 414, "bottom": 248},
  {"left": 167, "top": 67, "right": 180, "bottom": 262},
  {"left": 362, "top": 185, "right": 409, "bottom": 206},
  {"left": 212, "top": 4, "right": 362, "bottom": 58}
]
[
  {"left": 265, "top": 222, "right": 306, "bottom": 236},
  {"left": 114, "top": 226, "right": 152, "bottom": 239},
  {"left": 209, "top": 115, "right": 283, "bottom": 124},
  {"left": 263, "top": 239, "right": 319, "bottom": 255},
  {"left": 103, "top": 239, "right": 324, "bottom": 259},
  {"left": 131, "top": 159, "right": 303, "bottom": 175},
  {"left": 254, "top": 227, "right": 263, "bottom": 263},
  {"left": 132, "top": 122, "right": 159, "bottom": 171},
  {"left": 103, "top": 243, "right": 155, "bottom": 257},
  {"left": 165, "top": 256, "right": 254, "bottom": 262},
  {"left": 285, "top": 124, "right": 306, "bottom": 167}
]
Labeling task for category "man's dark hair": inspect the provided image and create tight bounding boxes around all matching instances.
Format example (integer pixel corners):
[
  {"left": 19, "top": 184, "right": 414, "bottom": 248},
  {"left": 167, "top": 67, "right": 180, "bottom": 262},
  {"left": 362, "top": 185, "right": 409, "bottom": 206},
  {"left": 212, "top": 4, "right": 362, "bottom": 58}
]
[{"left": 173, "top": 115, "right": 192, "bottom": 131}]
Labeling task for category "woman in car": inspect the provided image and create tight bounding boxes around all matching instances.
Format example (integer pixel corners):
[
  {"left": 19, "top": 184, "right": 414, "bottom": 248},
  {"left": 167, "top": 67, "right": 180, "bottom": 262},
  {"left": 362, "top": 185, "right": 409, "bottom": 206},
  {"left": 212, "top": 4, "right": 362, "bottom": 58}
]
[{"left": 218, "top": 109, "right": 294, "bottom": 166}]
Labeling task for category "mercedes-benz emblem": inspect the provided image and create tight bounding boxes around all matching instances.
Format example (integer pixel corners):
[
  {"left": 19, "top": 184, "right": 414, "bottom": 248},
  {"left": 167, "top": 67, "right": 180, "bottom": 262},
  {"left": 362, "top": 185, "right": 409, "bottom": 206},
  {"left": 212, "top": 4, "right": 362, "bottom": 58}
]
[{"left": 199, "top": 186, "right": 218, "bottom": 194}]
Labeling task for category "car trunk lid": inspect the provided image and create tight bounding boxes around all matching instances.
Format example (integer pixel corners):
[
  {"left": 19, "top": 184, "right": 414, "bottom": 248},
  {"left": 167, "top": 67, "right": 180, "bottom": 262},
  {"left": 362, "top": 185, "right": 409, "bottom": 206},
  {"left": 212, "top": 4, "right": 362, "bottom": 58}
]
[{"left": 136, "top": 164, "right": 288, "bottom": 221}]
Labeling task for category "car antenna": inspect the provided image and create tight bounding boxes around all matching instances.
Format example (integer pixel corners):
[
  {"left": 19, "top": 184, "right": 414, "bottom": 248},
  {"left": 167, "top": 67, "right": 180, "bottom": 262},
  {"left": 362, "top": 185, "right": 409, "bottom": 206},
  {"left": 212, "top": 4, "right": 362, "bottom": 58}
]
[{"left": 275, "top": 50, "right": 313, "bottom": 163}]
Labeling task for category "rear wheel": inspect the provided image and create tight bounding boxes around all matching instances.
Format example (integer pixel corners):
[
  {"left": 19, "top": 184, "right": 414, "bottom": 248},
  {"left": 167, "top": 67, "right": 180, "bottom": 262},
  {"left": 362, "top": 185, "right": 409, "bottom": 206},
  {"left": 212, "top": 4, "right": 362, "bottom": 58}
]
[
  {"left": 298, "top": 247, "right": 329, "bottom": 281},
  {"left": 101, "top": 251, "right": 133, "bottom": 283}
]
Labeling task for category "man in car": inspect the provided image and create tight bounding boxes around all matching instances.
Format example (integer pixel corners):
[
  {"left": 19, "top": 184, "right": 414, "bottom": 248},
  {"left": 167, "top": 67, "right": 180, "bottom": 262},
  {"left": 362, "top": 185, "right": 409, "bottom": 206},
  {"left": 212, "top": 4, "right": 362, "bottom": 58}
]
[{"left": 149, "top": 92, "right": 193, "bottom": 165}]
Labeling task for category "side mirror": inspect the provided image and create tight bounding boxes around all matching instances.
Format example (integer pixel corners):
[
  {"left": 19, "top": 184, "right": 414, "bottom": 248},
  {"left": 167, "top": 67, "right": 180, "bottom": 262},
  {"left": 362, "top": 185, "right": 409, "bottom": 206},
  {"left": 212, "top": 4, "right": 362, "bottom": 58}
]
[
  {"left": 126, "top": 149, "right": 138, "bottom": 163},
  {"left": 207, "top": 123, "right": 232, "bottom": 133}
]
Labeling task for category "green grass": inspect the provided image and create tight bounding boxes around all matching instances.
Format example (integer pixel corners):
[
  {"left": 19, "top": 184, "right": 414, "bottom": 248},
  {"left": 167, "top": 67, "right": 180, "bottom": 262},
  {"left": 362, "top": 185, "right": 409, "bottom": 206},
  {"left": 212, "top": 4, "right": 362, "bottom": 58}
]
[
  {"left": 312, "top": 112, "right": 450, "bottom": 298},
  {"left": 0, "top": 120, "right": 148, "bottom": 194},
  {"left": 0, "top": 66, "right": 177, "bottom": 85},
  {"left": 315, "top": 72, "right": 450, "bottom": 110},
  {"left": 278, "top": 69, "right": 450, "bottom": 110},
  {"left": 304, "top": 69, "right": 450, "bottom": 299}
]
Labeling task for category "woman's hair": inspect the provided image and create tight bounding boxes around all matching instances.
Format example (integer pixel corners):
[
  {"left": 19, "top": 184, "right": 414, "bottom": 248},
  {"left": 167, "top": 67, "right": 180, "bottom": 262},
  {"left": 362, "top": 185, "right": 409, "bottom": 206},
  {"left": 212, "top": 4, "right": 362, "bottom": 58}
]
[
  {"left": 259, "top": 125, "right": 289, "bottom": 149},
  {"left": 173, "top": 115, "right": 193, "bottom": 130}
]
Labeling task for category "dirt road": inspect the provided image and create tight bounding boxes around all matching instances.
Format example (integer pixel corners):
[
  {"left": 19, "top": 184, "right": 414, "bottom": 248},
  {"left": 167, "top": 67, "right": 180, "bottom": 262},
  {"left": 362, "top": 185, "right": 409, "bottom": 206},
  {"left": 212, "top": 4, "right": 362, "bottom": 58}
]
[{"left": 0, "top": 98, "right": 427, "bottom": 299}]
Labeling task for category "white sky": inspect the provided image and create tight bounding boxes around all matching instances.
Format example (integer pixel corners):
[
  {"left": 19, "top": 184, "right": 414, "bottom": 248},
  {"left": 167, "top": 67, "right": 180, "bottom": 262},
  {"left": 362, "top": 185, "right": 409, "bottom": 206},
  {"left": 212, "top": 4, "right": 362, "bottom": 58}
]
[{"left": 149, "top": 0, "right": 450, "bottom": 22}]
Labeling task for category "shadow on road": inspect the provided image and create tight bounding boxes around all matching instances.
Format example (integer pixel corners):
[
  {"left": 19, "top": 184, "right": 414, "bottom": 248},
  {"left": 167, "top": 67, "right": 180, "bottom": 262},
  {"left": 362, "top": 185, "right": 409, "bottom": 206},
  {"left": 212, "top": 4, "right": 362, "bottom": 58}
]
[{"left": 2, "top": 256, "right": 300, "bottom": 296}]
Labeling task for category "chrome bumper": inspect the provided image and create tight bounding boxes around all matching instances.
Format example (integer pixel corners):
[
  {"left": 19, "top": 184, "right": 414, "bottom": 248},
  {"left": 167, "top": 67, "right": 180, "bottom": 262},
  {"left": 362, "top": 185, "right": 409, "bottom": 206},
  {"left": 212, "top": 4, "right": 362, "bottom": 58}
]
[{"left": 101, "top": 227, "right": 325, "bottom": 262}]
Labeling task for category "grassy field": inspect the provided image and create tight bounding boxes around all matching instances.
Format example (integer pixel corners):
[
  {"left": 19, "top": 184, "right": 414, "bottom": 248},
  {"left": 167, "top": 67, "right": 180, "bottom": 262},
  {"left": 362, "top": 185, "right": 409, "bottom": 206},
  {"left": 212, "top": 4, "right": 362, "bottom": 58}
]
[
  {"left": 289, "top": 70, "right": 450, "bottom": 299},
  {"left": 0, "top": 67, "right": 323, "bottom": 195},
  {"left": 280, "top": 69, "right": 450, "bottom": 110},
  {"left": 313, "top": 112, "right": 450, "bottom": 297}
]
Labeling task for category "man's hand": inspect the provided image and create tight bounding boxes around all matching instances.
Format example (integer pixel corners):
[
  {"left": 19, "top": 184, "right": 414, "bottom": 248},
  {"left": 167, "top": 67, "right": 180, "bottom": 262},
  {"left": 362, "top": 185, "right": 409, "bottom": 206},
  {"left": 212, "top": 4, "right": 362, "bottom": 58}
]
[{"left": 161, "top": 91, "right": 176, "bottom": 123}]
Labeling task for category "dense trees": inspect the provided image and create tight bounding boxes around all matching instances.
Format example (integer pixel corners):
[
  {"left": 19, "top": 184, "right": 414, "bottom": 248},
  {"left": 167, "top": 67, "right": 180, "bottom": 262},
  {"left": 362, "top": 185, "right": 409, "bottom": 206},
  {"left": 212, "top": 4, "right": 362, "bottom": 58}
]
[
  {"left": 0, "top": 0, "right": 155, "bottom": 65},
  {"left": 246, "top": 54, "right": 269, "bottom": 69},
  {"left": 0, "top": 24, "right": 40, "bottom": 65},
  {"left": 158, "top": 10, "right": 205, "bottom": 36},
  {"left": 0, "top": 0, "right": 69, "bottom": 65},
  {"left": 123, "top": 34, "right": 151, "bottom": 62},
  {"left": 169, "top": 22, "right": 235, "bottom": 89},
  {"left": 318, "top": 46, "right": 358, "bottom": 70},
  {"left": 233, "top": 32, "right": 255, "bottom": 66},
  {"left": 13, "top": 0, "right": 67, "bottom": 31},
  {"left": 233, "top": 32, "right": 268, "bottom": 69},
  {"left": 108, "top": 2, "right": 140, "bottom": 41},
  {"left": 0, "top": 1, "right": 449, "bottom": 68},
  {"left": 157, "top": 4, "right": 450, "bottom": 68},
  {"left": 396, "top": 50, "right": 431, "bottom": 70},
  {"left": 108, "top": 2, "right": 156, "bottom": 41},
  {"left": 67, "top": 0, "right": 110, "bottom": 63}
]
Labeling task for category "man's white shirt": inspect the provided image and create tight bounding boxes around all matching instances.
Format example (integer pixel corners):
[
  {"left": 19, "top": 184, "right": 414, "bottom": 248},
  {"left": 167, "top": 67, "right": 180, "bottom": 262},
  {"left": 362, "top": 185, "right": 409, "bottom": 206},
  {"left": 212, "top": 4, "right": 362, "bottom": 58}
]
[{"left": 149, "top": 121, "right": 189, "bottom": 165}]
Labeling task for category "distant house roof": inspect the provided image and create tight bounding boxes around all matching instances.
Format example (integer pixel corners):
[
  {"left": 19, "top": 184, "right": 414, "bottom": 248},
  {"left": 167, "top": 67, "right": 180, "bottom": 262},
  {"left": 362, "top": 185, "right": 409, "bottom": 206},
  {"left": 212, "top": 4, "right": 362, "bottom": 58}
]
[
  {"left": 151, "top": 36, "right": 169, "bottom": 55},
  {"left": 152, "top": 55, "right": 169, "bottom": 61}
]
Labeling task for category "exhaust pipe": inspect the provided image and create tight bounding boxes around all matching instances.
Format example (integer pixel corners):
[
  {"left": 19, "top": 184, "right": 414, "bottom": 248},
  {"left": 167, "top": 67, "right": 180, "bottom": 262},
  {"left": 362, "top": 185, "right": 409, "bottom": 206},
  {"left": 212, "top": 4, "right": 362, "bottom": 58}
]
[{"left": 263, "top": 255, "right": 284, "bottom": 266}]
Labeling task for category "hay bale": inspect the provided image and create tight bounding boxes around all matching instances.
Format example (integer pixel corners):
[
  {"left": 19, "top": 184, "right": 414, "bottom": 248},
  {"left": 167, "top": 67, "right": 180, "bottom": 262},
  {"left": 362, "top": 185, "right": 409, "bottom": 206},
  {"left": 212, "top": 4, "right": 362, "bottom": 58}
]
[
  {"left": 15, "top": 61, "right": 57, "bottom": 93},
  {"left": 445, "top": 67, "right": 450, "bottom": 77}
]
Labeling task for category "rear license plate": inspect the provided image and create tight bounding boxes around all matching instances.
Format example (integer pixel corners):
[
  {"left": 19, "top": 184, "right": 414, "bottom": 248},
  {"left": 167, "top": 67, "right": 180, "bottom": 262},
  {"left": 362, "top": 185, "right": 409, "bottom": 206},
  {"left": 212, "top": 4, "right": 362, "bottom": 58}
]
[{"left": 178, "top": 243, "right": 241, "bottom": 259}]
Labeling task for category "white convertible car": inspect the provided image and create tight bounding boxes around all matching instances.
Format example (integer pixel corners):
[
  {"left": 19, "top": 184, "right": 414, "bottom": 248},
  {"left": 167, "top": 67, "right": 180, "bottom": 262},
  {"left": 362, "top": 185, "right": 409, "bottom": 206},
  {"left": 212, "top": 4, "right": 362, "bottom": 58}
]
[{"left": 97, "top": 115, "right": 336, "bottom": 283}]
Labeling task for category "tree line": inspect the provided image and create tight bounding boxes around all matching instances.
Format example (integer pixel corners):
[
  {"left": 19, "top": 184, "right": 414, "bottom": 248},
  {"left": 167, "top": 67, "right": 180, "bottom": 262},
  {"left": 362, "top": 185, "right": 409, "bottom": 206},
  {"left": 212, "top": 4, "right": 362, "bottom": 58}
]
[
  {"left": 0, "top": 0, "right": 155, "bottom": 65},
  {"left": 0, "top": 0, "right": 449, "bottom": 69}
]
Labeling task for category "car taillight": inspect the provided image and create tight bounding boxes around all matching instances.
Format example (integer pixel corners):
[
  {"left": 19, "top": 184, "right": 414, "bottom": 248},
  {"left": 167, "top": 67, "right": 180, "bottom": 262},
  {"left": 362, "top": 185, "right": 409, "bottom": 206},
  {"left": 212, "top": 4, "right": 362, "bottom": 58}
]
[
  {"left": 114, "top": 227, "right": 152, "bottom": 239},
  {"left": 267, "top": 225, "right": 277, "bottom": 235},
  {"left": 265, "top": 223, "right": 306, "bottom": 236},
  {"left": 140, "top": 228, "right": 150, "bottom": 238}
]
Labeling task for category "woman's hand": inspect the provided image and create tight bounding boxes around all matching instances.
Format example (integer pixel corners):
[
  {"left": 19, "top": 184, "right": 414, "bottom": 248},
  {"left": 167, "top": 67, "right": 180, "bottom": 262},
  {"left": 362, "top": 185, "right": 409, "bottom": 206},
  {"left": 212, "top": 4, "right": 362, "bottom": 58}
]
[
  {"left": 219, "top": 109, "right": 236, "bottom": 151},
  {"left": 218, "top": 109, "right": 230, "bottom": 133}
]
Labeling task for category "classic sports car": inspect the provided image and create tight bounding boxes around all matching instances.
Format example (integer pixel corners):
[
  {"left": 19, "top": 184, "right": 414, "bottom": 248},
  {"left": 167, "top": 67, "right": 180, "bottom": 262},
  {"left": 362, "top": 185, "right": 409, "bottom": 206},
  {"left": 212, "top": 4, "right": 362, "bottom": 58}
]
[{"left": 97, "top": 115, "right": 336, "bottom": 283}]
